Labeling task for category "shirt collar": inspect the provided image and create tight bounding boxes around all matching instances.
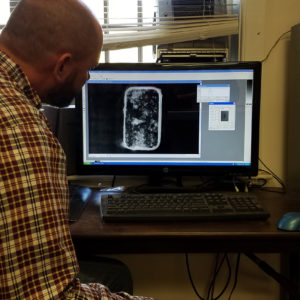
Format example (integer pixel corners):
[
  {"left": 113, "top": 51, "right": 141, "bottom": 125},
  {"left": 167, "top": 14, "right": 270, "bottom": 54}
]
[{"left": 0, "top": 50, "right": 42, "bottom": 108}]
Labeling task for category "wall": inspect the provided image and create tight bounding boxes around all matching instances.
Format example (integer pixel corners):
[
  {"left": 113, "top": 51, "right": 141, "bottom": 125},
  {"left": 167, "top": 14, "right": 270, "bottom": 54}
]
[
  {"left": 102, "top": 2, "right": 300, "bottom": 300},
  {"left": 106, "top": 253, "right": 280, "bottom": 300},
  {"left": 241, "top": 0, "right": 300, "bottom": 186}
]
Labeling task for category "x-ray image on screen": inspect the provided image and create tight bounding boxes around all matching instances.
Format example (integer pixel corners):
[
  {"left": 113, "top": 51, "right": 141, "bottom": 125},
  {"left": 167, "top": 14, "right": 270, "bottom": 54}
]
[
  {"left": 86, "top": 83, "right": 200, "bottom": 155},
  {"left": 123, "top": 86, "right": 162, "bottom": 151}
]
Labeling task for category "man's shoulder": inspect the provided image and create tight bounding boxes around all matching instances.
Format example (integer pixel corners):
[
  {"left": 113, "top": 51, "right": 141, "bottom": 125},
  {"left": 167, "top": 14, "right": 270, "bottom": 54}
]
[{"left": 0, "top": 77, "right": 42, "bottom": 130}]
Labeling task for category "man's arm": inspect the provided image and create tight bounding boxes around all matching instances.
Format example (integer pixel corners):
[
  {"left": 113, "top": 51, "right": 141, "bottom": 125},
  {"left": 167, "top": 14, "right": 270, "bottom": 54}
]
[{"left": 64, "top": 279, "right": 154, "bottom": 300}]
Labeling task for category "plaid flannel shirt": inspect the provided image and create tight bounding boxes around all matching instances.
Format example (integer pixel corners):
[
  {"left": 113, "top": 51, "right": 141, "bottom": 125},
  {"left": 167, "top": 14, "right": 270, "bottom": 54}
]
[{"left": 0, "top": 51, "right": 153, "bottom": 300}]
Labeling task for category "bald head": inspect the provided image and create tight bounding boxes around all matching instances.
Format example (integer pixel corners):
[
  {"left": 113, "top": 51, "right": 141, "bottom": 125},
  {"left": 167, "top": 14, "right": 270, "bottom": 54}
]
[
  {"left": 0, "top": 0, "right": 103, "bottom": 105},
  {"left": 0, "top": 0, "right": 103, "bottom": 65}
]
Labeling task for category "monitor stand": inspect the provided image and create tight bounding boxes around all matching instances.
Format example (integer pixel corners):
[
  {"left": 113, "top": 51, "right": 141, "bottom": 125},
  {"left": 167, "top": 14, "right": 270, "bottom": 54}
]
[
  {"left": 128, "top": 174, "right": 197, "bottom": 194},
  {"left": 126, "top": 174, "right": 243, "bottom": 194}
]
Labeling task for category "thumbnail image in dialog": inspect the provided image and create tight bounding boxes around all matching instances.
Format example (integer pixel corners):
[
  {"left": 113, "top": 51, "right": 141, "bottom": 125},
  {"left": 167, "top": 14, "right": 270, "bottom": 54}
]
[{"left": 122, "top": 86, "right": 162, "bottom": 151}]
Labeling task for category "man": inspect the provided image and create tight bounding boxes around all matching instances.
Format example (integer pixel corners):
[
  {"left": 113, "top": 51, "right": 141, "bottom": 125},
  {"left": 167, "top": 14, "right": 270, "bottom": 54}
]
[{"left": 0, "top": 0, "right": 153, "bottom": 299}]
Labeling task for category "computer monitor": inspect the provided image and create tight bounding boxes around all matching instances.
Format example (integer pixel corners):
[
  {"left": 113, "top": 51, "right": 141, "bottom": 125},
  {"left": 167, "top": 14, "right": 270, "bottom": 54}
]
[{"left": 75, "top": 62, "right": 261, "bottom": 181}]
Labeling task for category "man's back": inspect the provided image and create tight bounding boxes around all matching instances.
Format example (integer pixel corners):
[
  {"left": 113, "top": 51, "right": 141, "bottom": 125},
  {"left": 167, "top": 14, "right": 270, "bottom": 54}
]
[{"left": 0, "top": 50, "right": 78, "bottom": 299}]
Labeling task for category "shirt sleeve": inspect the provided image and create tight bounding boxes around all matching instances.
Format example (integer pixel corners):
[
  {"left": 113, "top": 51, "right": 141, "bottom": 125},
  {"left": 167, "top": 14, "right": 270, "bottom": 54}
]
[{"left": 63, "top": 278, "right": 154, "bottom": 300}]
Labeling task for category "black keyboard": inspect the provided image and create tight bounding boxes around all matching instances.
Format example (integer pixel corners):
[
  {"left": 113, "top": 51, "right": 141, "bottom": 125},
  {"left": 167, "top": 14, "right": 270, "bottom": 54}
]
[{"left": 100, "top": 192, "right": 270, "bottom": 222}]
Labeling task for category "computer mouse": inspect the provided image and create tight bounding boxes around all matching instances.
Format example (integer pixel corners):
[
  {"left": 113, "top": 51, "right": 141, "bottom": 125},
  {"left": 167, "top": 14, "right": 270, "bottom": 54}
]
[{"left": 277, "top": 212, "right": 300, "bottom": 231}]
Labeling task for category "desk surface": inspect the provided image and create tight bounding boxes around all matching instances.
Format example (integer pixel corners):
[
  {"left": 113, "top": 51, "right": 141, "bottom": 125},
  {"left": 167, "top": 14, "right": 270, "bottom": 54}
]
[{"left": 70, "top": 188, "right": 300, "bottom": 254}]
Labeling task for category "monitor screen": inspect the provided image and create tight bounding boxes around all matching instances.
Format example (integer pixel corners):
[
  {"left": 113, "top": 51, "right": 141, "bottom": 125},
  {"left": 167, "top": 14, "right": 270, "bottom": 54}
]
[{"left": 76, "top": 62, "right": 261, "bottom": 178}]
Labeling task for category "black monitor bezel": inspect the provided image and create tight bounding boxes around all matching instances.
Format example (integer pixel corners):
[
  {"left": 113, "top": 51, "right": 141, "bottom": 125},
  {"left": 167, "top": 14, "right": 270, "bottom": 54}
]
[{"left": 75, "top": 61, "right": 261, "bottom": 177}]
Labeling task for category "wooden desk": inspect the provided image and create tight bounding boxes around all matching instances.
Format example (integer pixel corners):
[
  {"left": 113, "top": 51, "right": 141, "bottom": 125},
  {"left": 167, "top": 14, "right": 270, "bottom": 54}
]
[{"left": 70, "top": 189, "right": 300, "bottom": 254}]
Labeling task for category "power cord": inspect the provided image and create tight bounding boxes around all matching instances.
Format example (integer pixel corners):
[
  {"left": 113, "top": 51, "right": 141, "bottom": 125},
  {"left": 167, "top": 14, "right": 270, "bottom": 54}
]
[
  {"left": 258, "top": 158, "right": 286, "bottom": 192},
  {"left": 261, "top": 29, "right": 291, "bottom": 63},
  {"left": 112, "top": 175, "right": 116, "bottom": 187},
  {"left": 228, "top": 253, "right": 240, "bottom": 300},
  {"left": 207, "top": 253, "right": 221, "bottom": 300},
  {"left": 207, "top": 253, "right": 232, "bottom": 300},
  {"left": 185, "top": 253, "right": 241, "bottom": 300},
  {"left": 185, "top": 253, "right": 206, "bottom": 300}
]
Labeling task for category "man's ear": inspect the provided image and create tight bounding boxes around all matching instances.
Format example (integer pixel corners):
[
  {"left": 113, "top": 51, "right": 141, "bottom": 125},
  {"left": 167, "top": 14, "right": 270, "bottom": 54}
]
[{"left": 53, "top": 53, "right": 73, "bottom": 83}]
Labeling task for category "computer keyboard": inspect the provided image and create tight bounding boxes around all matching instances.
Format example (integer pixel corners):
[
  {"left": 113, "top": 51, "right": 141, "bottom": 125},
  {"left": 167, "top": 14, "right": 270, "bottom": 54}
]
[{"left": 100, "top": 192, "right": 270, "bottom": 222}]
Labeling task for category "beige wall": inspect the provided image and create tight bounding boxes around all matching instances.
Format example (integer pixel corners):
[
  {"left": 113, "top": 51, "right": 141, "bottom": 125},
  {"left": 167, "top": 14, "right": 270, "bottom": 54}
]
[
  {"left": 109, "top": 2, "right": 300, "bottom": 300},
  {"left": 242, "top": 0, "right": 300, "bottom": 186},
  {"left": 107, "top": 253, "right": 280, "bottom": 300}
]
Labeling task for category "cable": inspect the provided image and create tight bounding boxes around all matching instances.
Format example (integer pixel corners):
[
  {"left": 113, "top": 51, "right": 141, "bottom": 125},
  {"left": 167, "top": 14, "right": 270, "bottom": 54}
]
[
  {"left": 185, "top": 253, "right": 206, "bottom": 300},
  {"left": 261, "top": 29, "right": 291, "bottom": 63},
  {"left": 205, "top": 253, "right": 232, "bottom": 300},
  {"left": 111, "top": 175, "right": 116, "bottom": 187},
  {"left": 212, "top": 254, "right": 231, "bottom": 300},
  {"left": 258, "top": 158, "right": 286, "bottom": 192},
  {"left": 232, "top": 176, "right": 240, "bottom": 193},
  {"left": 249, "top": 171, "right": 268, "bottom": 189},
  {"left": 228, "top": 253, "right": 241, "bottom": 300},
  {"left": 207, "top": 253, "right": 222, "bottom": 300}
]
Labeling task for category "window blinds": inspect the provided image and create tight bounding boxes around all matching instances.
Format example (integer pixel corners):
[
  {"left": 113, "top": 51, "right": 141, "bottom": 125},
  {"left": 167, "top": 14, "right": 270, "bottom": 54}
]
[
  {"left": 102, "top": 14, "right": 238, "bottom": 51},
  {"left": 101, "top": 0, "right": 239, "bottom": 51},
  {"left": 8, "top": 0, "right": 239, "bottom": 51}
]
